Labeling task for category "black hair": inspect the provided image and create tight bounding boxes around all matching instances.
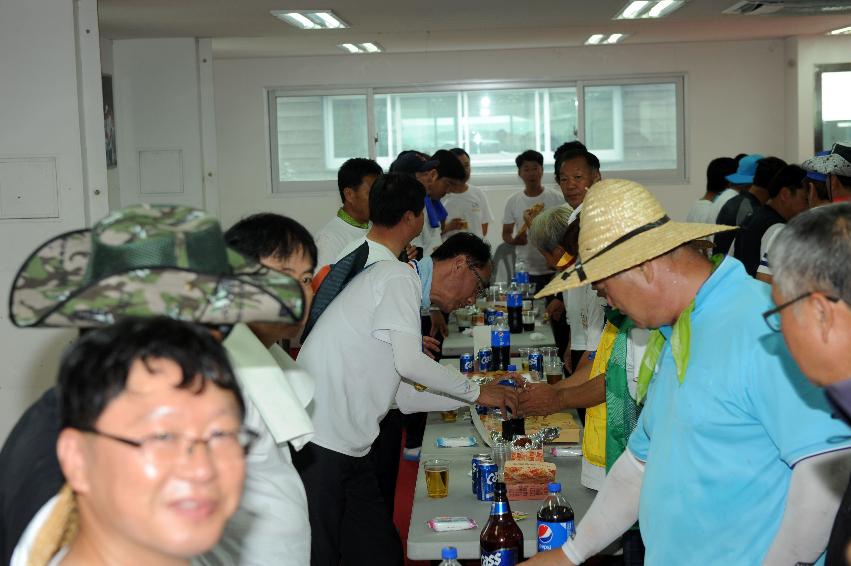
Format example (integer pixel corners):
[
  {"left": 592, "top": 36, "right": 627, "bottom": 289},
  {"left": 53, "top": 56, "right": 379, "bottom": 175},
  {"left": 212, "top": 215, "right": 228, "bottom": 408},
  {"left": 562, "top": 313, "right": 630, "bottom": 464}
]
[
  {"left": 369, "top": 172, "right": 426, "bottom": 227},
  {"left": 753, "top": 156, "right": 787, "bottom": 189},
  {"left": 836, "top": 175, "right": 851, "bottom": 190},
  {"left": 553, "top": 141, "right": 588, "bottom": 163},
  {"left": 768, "top": 164, "right": 807, "bottom": 199},
  {"left": 734, "top": 153, "right": 747, "bottom": 163},
  {"left": 515, "top": 150, "right": 544, "bottom": 169},
  {"left": 449, "top": 147, "right": 470, "bottom": 159},
  {"left": 58, "top": 316, "right": 244, "bottom": 429},
  {"left": 809, "top": 178, "right": 830, "bottom": 202},
  {"left": 554, "top": 148, "right": 601, "bottom": 182},
  {"left": 431, "top": 149, "right": 466, "bottom": 181},
  {"left": 225, "top": 213, "right": 318, "bottom": 270},
  {"left": 337, "top": 158, "right": 383, "bottom": 203},
  {"left": 431, "top": 232, "right": 492, "bottom": 269},
  {"left": 706, "top": 157, "right": 737, "bottom": 194},
  {"left": 560, "top": 215, "right": 581, "bottom": 257}
]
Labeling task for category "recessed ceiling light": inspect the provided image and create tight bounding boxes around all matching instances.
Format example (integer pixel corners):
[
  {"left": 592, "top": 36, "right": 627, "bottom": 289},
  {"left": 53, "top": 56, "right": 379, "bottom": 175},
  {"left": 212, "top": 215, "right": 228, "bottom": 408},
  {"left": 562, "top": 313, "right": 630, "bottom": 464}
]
[
  {"left": 271, "top": 10, "right": 349, "bottom": 30},
  {"left": 585, "top": 33, "right": 628, "bottom": 45},
  {"left": 615, "top": 0, "right": 684, "bottom": 19},
  {"left": 337, "top": 42, "right": 384, "bottom": 54},
  {"left": 828, "top": 25, "right": 851, "bottom": 35}
]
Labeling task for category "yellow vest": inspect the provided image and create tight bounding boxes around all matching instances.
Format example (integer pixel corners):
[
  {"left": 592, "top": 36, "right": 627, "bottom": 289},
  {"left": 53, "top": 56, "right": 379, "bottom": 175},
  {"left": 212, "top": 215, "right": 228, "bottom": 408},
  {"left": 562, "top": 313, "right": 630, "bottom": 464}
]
[{"left": 581, "top": 321, "right": 618, "bottom": 468}]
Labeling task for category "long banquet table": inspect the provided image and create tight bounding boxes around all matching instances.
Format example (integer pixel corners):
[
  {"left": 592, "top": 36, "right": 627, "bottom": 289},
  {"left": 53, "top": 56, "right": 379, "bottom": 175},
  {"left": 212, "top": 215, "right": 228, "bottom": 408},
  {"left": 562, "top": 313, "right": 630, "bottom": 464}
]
[{"left": 406, "top": 410, "right": 597, "bottom": 561}]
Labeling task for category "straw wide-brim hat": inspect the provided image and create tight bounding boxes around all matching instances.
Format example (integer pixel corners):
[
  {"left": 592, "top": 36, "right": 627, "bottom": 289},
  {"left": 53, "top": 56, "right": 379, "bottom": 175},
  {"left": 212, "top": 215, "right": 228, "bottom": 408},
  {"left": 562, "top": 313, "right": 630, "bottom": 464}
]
[
  {"left": 535, "top": 179, "right": 735, "bottom": 298},
  {"left": 9, "top": 204, "right": 304, "bottom": 328}
]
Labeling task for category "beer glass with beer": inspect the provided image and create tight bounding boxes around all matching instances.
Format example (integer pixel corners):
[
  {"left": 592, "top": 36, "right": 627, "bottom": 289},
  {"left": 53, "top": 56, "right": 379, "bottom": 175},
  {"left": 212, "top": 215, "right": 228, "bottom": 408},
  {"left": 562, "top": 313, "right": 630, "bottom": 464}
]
[{"left": 424, "top": 459, "right": 450, "bottom": 498}]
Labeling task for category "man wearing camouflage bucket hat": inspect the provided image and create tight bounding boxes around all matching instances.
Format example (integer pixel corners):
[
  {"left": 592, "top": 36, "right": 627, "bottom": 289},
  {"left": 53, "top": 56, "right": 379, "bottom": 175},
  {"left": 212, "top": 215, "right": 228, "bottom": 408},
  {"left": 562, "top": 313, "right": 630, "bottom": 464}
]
[
  {"left": 1, "top": 204, "right": 307, "bottom": 564},
  {"left": 522, "top": 180, "right": 851, "bottom": 566}
]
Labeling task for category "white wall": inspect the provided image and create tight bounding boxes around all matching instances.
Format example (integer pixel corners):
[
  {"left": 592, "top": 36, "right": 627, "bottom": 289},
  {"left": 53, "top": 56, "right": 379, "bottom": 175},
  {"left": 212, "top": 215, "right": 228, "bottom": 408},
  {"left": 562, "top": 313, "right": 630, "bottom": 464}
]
[
  {"left": 0, "top": 0, "right": 92, "bottom": 440},
  {"left": 786, "top": 34, "right": 851, "bottom": 162},
  {"left": 113, "top": 38, "right": 216, "bottom": 211},
  {"left": 214, "top": 38, "right": 790, "bottom": 248}
]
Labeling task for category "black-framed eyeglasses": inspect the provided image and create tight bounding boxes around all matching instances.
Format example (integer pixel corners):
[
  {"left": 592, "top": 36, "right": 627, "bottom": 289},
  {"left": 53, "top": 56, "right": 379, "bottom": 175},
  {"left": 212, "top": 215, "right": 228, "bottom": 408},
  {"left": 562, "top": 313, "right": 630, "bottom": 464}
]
[
  {"left": 466, "top": 263, "right": 488, "bottom": 298},
  {"left": 762, "top": 291, "right": 841, "bottom": 332},
  {"left": 79, "top": 426, "right": 260, "bottom": 465}
]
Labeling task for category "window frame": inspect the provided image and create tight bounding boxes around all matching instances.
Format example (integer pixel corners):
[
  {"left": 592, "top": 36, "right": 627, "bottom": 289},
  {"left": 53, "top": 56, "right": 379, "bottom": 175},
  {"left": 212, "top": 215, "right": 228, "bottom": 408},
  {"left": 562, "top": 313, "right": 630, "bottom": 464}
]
[{"left": 267, "top": 75, "right": 686, "bottom": 194}]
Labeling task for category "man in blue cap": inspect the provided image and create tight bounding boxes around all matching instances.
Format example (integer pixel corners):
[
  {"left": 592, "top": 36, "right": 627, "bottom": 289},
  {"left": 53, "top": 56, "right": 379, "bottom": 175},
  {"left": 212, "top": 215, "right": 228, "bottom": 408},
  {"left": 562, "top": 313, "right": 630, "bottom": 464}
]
[{"left": 714, "top": 155, "right": 786, "bottom": 255}]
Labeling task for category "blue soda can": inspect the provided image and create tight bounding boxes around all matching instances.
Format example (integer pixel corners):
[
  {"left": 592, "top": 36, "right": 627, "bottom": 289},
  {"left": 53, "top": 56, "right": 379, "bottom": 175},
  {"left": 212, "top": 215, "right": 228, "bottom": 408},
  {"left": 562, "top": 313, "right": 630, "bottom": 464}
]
[
  {"left": 460, "top": 352, "right": 474, "bottom": 373},
  {"left": 529, "top": 350, "right": 543, "bottom": 374},
  {"left": 485, "top": 308, "right": 497, "bottom": 325},
  {"left": 472, "top": 453, "right": 491, "bottom": 494},
  {"left": 477, "top": 347, "right": 492, "bottom": 372},
  {"left": 476, "top": 461, "right": 498, "bottom": 501}
]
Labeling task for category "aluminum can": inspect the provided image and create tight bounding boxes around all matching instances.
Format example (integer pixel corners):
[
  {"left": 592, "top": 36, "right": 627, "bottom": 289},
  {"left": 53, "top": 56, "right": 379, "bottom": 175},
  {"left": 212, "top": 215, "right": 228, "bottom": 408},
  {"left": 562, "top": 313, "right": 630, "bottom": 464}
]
[
  {"left": 477, "top": 347, "right": 492, "bottom": 372},
  {"left": 485, "top": 308, "right": 498, "bottom": 326},
  {"left": 476, "top": 461, "right": 498, "bottom": 501},
  {"left": 529, "top": 350, "right": 543, "bottom": 375},
  {"left": 472, "top": 453, "right": 491, "bottom": 494},
  {"left": 460, "top": 352, "right": 474, "bottom": 373}
]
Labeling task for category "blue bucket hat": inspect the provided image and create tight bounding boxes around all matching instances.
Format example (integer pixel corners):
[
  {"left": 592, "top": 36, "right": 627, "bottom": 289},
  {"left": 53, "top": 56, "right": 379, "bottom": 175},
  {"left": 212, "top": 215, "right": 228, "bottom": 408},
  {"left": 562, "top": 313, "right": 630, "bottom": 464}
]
[{"left": 726, "top": 153, "right": 764, "bottom": 185}]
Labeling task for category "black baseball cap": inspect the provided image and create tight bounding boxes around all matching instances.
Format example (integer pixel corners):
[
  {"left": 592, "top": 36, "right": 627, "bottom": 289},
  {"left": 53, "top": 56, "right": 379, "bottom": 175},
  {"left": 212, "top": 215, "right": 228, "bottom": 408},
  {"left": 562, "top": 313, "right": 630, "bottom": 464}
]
[{"left": 390, "top": 150, "right": 438, "bottom": 174}]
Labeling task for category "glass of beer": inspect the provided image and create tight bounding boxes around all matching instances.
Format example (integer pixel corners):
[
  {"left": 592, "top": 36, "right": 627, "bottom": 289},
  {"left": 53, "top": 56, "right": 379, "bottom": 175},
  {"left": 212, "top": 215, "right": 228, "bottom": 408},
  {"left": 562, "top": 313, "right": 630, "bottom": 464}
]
[
  {"left": 424, "top": 459, "right": 450, "bottom": 498},
  {"left": 518, "top": 348, "right": 530, "bottom": 372},
  {"left": 441, "top": 409, "right": 457, "bottom": 422},
  {"left": 544, "top": 357, "right": 563, "bottom": 385}
]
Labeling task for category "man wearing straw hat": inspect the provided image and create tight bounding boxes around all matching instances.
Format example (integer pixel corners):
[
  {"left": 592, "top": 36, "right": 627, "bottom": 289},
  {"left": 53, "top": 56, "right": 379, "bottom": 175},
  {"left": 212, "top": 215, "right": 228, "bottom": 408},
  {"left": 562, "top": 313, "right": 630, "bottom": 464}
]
[
  {"left": 521, "top": 179, "right": 851, "bottom": 566},
  {"left": 0, "top": 204, "right": 308, "bottom": 564}
]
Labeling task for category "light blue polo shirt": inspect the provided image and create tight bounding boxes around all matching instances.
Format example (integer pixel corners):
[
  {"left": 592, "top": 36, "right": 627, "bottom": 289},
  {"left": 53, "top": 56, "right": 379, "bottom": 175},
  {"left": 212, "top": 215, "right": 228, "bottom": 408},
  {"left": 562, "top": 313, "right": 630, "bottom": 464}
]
[{"left": 628, "top": 257, "right": 851, "bottom": 565}]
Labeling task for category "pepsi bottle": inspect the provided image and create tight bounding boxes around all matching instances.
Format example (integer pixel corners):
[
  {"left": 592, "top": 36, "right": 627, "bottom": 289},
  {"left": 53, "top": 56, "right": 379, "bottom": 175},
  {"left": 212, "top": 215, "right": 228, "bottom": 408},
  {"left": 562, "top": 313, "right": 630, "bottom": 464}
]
[
  {"left": 507, "top": 284, "right": 523, "bottom": 334},
  {"left": 491, "top": 313, "right": 511, "bottom": 371},
  {"left": 480, "top": 482, "right": 524, "bottom": 565},
  {"left": 536, "top": 482, "right": 575, "bottom": 552}
]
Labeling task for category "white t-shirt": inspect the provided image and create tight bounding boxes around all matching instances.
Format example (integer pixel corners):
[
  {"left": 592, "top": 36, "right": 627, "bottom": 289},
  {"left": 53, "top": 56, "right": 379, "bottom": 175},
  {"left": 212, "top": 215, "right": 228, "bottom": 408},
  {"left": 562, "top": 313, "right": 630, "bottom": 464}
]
[
  {"left": 441, "top": 186, "right": 494, "bottom": 240},
  {"left": 756, "top": 223, "right": 785, "bottom": 278},
  {"left": 198, "top": 323, "right": 314, "bottom": 566},
  {"left": 686, "top": 199, "right": 716, "bottom": 224},
  {"left": 413, "top": 221, "right": 442, "bottom": 258},
  {"left": 298, "top": 261, "right": 425, "bottom": 457},
  {"left": 337, "top": 236, "right": 400, "bottom": 267},
  {"left": 11, "top": 494, "right": 62, "bottom": 566},
  {"left": 315, "top": 215, "right": 368, "bottom": 269},
  {"left": 502, "top": 189, "right": 565, "bottom": 275},
  {"left": 565, "top": 285, "right": 607, "bottom": 352}
]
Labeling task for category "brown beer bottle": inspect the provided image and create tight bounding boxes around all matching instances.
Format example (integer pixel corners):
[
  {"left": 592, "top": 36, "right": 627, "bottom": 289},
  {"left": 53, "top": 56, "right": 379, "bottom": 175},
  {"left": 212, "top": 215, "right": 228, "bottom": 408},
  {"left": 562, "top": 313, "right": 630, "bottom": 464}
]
[{"left": 480, "top": 481, "right": 524, "bottom": 565}]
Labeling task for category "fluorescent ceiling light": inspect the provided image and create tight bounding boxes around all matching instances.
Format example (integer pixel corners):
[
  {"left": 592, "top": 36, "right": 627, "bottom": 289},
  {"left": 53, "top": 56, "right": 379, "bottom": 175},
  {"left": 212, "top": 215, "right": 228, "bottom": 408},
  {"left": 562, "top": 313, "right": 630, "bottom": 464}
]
[
  {"left": 337, "top": 42, "right": 384, "bottom": 54},
  {"left": 586, "top": 33, "right": 628, "bottom": 45},
  {"left": 620, "top": 1, "right": 650, "bottom": 19},
  {"left": 271, "top": 10, "right": 349, "bottom": 30},
  {"left": 828, "top": 25, "right": 851, "bottom": 35},
  {"left": 615, "top": 0, "right": 684, "bottom": 19}
]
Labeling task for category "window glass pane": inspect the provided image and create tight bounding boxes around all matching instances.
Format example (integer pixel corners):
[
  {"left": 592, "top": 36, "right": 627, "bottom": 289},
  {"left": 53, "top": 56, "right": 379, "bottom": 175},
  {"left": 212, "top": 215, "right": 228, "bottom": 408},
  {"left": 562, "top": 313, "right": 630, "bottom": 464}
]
[
  {"left": 820, "top": 70, "right": 851, "bottom": 150},
  {"left": 584, "top": 83, "right": 678, "bottom": 171},
  {"left": 274, "top": 94, "right": 367, "bottom": 183},
  {"left": 548, "top": 88, "right": 579, "bottom": 150}
]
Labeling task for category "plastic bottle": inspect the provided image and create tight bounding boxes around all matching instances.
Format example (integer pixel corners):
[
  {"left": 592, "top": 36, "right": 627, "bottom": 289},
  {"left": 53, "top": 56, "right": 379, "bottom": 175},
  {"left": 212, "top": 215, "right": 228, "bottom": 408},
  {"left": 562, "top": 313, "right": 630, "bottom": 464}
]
[
  {"left": 536, "top": 482, "right": 575, "bottom": 552},
  {"left": 507, "top": 284, "right": 523, "bottom": 334},
  {"left": 480, "top": 482, "right": 524, "bottom": 565},
  {"left": 514, "top": 258, "right": 529, "bottom": 284},
  {"left": 490, "top": 313, "right": 511, "bottom": 371},
  {"left": 501, "top": 365, "right": 525, "bottom": 440},
  {"left": 438, "top": 546, "right": 462, "bottom": 565}
]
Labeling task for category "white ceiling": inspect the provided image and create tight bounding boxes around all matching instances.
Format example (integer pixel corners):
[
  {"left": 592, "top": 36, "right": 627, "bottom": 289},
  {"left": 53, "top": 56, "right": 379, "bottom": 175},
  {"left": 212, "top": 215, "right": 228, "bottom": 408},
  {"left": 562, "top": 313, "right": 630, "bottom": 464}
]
[{"left": 96, "top": 0, "right": 851, "bottom": 58}]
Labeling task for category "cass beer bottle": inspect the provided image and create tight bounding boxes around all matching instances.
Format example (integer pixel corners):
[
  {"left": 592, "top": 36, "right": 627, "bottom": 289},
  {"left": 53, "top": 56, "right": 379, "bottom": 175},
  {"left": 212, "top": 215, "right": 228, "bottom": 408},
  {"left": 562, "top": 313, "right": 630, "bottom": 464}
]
[{"left": 480, "top": 481, "right": 524, "bottom": 565}]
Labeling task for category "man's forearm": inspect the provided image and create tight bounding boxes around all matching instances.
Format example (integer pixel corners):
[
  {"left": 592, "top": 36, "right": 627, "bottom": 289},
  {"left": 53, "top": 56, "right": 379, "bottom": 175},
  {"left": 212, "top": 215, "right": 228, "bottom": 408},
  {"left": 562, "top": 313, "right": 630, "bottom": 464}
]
[
  {"left": 556, "top": 375, "right": 606, "bottom": 409},
  {"left": 762, "top": 450, "right": 851, "bottom": 565}
]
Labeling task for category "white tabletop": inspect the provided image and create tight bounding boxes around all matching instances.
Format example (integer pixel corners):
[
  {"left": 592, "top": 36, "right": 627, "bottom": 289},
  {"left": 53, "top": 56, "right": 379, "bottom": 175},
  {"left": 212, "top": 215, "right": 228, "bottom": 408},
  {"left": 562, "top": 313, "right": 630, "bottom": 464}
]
[
  {"left": 441, "top": 323, "right": 556, "bottom": 357},
  {"left": 407, "top": 410, "right": 598, "bottom": 561}
]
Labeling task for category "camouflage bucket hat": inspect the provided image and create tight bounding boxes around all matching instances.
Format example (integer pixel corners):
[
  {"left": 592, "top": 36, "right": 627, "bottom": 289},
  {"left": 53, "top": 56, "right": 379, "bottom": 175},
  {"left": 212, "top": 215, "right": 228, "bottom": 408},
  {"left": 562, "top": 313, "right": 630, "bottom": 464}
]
[{"left": 9, "top": 204, "right": 305, "bottom": 328}]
